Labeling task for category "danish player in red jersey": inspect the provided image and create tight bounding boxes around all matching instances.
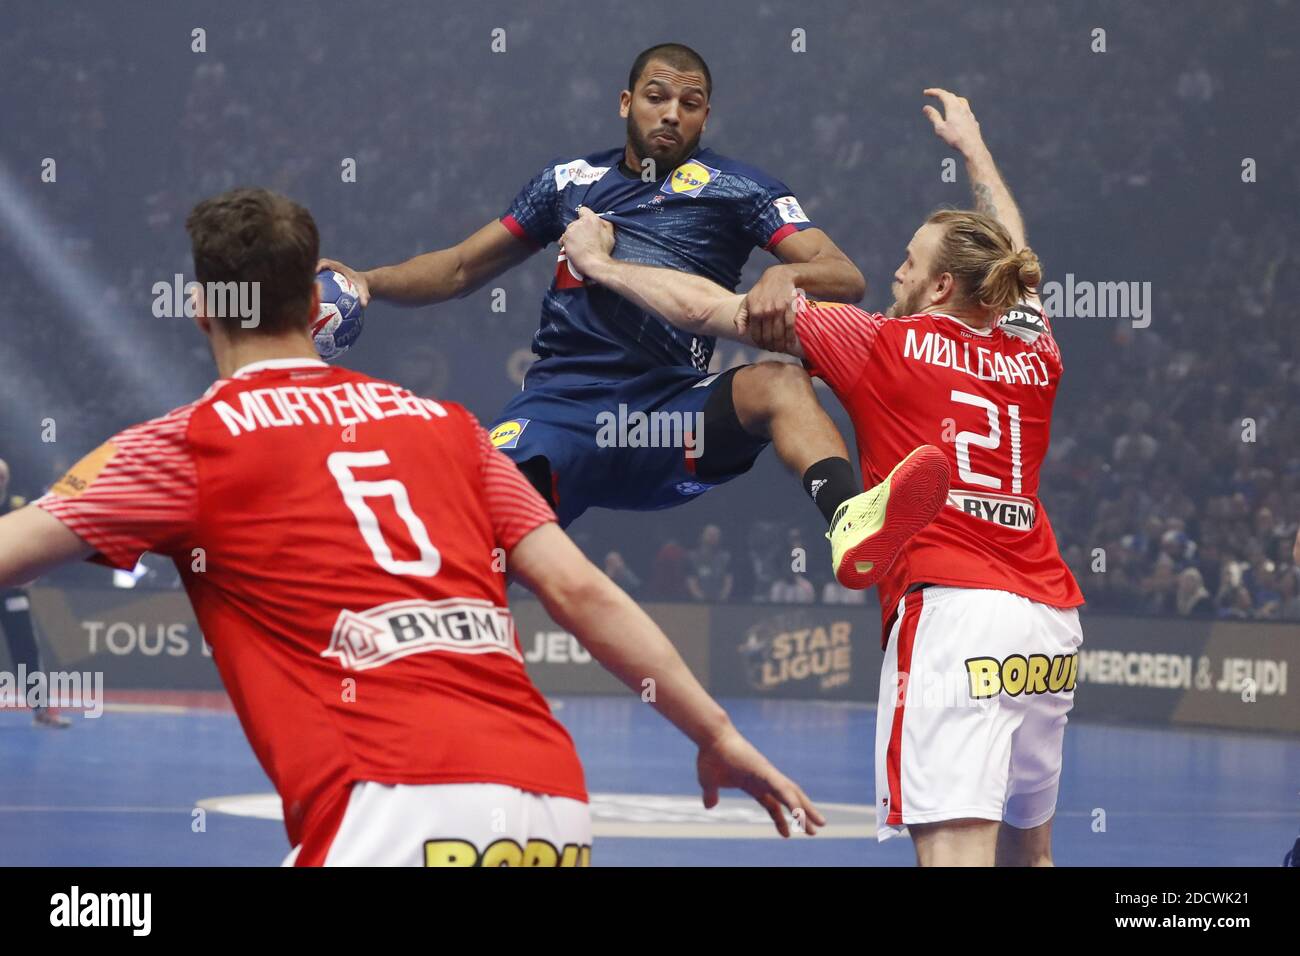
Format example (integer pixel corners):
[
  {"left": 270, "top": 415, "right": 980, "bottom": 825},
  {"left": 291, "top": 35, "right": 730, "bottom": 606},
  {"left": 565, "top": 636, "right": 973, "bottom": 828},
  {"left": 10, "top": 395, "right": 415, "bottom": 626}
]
[
  {"left": 0, "top": 187, "right": 825, "bottom": 866},
  {"left": 561, "top": 90, "right": 1085, "bottom": 866}
]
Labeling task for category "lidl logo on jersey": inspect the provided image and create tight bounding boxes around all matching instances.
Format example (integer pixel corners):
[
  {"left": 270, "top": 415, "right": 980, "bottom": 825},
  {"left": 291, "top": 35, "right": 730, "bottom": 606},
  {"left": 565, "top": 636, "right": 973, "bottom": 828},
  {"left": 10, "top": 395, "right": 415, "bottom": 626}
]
[
  {"left": 662, "top": 160, "right": 719, "bottom": 197},
  {"left": 324, "top": 599, "right": 521, "bottom": 671},
  {"left": 489, "top": 418, "right": 529, "bottom": 449},
  {"left": 772, "top": 195, "right": 809, "bottom": 224},
  {"left": 947, "top": 491, "right": 1035, "bottom": 531}
]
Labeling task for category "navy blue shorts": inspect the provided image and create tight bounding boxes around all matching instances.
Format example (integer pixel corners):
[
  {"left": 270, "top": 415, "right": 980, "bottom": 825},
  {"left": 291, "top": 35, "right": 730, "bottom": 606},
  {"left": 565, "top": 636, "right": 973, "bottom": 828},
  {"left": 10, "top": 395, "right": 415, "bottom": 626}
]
[{"left": 488, "top": 366, "right": 768, "bottom": 527}]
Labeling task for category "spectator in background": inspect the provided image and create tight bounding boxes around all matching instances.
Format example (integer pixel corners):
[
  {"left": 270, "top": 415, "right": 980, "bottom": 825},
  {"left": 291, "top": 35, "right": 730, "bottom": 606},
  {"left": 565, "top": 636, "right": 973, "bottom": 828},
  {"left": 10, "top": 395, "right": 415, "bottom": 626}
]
[
  {"left": 1100, "top": 566, "right": 1146, "bottom": 613},
  {"left": 686, "top": 525, "right": 733, "bottom": 603},
  {"left": 650, "top": 538, "right": 688, "bottom": 601},
  {"left": 603, "top": 551, "right": 642, "bottom": 595},
  {"left": 1276, "top": 565, "right": 1300, "bottom": 621},
  {"left": 1218, "top": 584, "right": 1254, "bottom": 620},
  {"left": 769, "top": 571, "right": 815, "bottom": 604},
  {"left": 1175, "top": 567, "right": 1214, "bottom": 618},
  {"left": 822, "top": 578, "right": 867, "bottom": 605},
  {"left": 744, "top": 521, "right": 782, "bottom": 602},
  {"left": 1159, "top": 530, "right": 1193, "bottom": 572},
  {"left": 1141, "top": 560, "right": 1178, "bottom": 616},
  {"left": 1195, "top": 539, "right": 1225, "bottom": 596},
  {"left": 1113, "top": 417, "right": 1159, "bottom": 469},
  {"left": 1249, "top": 560, "right": 1282, "bottom": 619}
]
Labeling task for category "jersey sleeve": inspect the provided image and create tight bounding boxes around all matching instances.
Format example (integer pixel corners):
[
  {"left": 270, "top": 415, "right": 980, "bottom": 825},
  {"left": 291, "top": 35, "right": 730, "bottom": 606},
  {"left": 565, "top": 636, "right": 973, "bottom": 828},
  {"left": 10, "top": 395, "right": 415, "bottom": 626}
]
[
  {"left": 34, "top": 406, "right": 199, "bottom": 571},
  {"left": 474, "top": 421, "right": 557, "bottom": 551},
  {"left": 500, "top": 161, "right": 564, "bottom": 248},
  {"left": 739, "top": 172, "right": 816, "bottom": 251},
  {"left": 794, "top": 301, "right": 889, "bottom": 396}
]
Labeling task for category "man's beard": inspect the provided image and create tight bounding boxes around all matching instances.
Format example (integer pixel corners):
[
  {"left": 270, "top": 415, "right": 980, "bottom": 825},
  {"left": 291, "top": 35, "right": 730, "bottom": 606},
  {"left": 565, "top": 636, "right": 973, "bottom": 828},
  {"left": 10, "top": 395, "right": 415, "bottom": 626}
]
[
  {"left": 889, "top": 285, "right": 925, "bottom": 318},
  {"left": 626, "top": 115, "right": 700, "bottom": 177}
]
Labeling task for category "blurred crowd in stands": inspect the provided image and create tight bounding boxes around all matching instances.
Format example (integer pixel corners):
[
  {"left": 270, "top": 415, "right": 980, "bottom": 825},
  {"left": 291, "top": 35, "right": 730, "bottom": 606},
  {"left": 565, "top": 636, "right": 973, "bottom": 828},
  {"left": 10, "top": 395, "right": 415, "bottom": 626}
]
[{"left": 3, "top": 1, "right": 1297, "bottom": 619}]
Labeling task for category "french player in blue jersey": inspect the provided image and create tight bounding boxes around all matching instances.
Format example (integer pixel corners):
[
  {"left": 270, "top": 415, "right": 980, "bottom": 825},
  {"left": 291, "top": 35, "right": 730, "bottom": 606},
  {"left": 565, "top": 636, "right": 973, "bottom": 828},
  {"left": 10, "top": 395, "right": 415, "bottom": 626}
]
[{"left": 322, "top": 43, "right": 948, "bottom": 587}]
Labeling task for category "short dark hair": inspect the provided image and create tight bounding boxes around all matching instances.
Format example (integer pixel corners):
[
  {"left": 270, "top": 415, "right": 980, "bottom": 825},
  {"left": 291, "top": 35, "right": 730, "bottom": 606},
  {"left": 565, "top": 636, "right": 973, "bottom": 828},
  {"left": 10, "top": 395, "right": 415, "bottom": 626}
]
[
  {"left": 627, "top": 43, "right": 711, "bottom": 99},
  {"left": 185, "top": 187, "right": 319, "bottom": 335}
]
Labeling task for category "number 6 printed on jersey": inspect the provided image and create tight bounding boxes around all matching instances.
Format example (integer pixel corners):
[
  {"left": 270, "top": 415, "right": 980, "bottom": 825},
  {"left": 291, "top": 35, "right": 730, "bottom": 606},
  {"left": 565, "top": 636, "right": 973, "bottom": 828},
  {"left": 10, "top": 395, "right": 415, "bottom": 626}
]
[{"left": 328, "top": 451, "right": 442, "bottom": 577}]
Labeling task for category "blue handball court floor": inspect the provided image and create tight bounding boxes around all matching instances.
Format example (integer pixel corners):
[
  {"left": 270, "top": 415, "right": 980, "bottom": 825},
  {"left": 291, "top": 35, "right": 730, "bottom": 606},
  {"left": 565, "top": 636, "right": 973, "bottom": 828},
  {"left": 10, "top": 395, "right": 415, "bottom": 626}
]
[{"left": 1, "top": 697, "right": 1297, "bottom": 866}]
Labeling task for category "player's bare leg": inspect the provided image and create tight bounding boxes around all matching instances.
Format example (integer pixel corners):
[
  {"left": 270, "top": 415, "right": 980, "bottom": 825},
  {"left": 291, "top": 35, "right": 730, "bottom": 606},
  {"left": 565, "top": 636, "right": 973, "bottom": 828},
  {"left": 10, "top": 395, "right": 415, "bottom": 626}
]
[
  {"left": 731, "top": 361, "right": 950, "bottom": 589},
  {"left": 995, "top": 819, "right": 1055, "bottom": 867},
  {"left": 909, "top": 818, "right": 1000, "bottom": 867},
  {"left": 730, "top": 360, "right": 849, "bottom": 474}
]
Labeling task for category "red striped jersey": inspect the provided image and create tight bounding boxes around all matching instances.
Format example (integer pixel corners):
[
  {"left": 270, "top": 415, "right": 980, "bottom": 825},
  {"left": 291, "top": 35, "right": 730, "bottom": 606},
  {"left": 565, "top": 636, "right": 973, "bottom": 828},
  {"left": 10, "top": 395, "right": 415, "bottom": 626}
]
[
  {"left": 36, "top": 358, "right": 586, "bottom": 848},
  {"left": 795, "top": 302, "right": 1084, "bottom": 639}
]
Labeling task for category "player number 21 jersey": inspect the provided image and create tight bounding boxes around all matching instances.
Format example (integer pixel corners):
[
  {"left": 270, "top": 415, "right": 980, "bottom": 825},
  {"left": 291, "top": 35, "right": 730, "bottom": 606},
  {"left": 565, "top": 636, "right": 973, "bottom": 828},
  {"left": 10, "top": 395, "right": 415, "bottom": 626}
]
[{"left": 796, "top": 302, "right": 1085, "bottom": 633}]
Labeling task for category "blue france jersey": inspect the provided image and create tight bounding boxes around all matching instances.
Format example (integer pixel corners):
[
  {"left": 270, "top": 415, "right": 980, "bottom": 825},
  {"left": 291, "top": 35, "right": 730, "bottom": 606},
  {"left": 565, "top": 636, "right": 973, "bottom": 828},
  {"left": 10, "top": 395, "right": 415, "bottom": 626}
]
[{"left": 500, "top": 146, "right": 815, "bottom": 384}]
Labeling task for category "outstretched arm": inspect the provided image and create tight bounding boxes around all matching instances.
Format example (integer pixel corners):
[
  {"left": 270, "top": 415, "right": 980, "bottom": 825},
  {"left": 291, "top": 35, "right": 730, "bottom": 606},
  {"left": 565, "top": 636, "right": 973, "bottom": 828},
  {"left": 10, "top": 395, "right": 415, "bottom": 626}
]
[
  {"left": 319, "top": 219, "right": 538, "bottom": 308},
  {"left": 0, "top": 506, "right": 93, "bottom": 588},
  {"left": 510, "top": 522, "right": 823, "bottom": 835},
  {"left": 561, "top": 208, "right": 806, "bottom": 356},
  {"left": 923, "top": 88, "right": 1027, "bottom": 251}
]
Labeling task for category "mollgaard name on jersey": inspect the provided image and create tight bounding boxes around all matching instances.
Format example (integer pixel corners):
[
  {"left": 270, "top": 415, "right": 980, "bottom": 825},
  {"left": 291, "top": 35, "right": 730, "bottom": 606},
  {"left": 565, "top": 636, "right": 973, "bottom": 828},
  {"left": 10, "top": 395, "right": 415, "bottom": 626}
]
[
  {"left": 323, "top": 598, "right": 520, "bottom": 671},
  {"left": 902, "top": 329, "right": 1051, "bottom": 387}
]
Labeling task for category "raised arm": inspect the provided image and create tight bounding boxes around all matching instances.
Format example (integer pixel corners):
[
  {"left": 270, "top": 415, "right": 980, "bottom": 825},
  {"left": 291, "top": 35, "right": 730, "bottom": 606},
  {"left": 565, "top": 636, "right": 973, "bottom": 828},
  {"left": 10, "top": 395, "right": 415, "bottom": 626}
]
[
  {"left": 923, "top": 88, "right": 1027, "bottom": 251},
  {"left": 320, "top": 219, "right": 537, "bottom": 308}
]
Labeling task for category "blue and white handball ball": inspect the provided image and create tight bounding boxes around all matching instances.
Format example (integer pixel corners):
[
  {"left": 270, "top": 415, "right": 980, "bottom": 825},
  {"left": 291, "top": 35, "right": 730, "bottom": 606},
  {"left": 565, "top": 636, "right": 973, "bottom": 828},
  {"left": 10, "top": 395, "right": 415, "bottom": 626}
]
[{"left": 312, "top": 270, "right": 364, "bottom": 361}]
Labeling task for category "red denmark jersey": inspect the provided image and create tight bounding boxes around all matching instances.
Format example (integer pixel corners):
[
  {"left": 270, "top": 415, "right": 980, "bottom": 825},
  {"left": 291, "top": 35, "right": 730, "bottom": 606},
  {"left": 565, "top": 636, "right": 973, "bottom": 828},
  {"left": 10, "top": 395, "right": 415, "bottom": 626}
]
[
  {"left": 796, "top": 302, "right": 1084, "bottom": 635},
  {"left": 37, "top": 359, "right": 586, "bottom": 847}
]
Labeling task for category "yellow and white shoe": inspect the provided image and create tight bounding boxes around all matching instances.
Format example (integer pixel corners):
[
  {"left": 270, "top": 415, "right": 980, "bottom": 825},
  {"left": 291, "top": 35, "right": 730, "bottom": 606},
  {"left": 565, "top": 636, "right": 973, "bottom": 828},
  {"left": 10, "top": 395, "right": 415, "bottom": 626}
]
[{"left": 828, "top": 445, "right": 951, "bottom": 589}]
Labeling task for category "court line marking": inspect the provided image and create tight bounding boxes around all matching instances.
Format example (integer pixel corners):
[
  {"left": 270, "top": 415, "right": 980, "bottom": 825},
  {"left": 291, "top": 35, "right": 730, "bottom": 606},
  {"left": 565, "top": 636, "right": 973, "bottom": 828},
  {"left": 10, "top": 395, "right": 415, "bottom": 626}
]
[{"left": 0, "top": 806, "right": 1294, "bottom": 820}]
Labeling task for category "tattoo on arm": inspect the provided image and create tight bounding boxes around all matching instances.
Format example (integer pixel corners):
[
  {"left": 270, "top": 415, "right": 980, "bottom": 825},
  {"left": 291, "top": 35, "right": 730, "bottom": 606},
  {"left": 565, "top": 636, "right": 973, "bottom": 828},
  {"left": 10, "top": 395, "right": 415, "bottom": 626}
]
[{"left": 973, "top": 182, "right": 998, "bottom": 219}]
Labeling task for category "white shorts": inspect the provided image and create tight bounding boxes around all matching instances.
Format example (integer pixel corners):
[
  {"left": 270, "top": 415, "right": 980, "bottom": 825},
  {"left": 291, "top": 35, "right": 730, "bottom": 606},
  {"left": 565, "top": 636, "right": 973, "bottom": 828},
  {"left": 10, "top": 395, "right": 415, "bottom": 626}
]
[
  {"left": 874, "top": 586, "right": 1082, "bottom": 841},
  {"left": 283, "top": 782, "right": 592, "bottom": 867}
]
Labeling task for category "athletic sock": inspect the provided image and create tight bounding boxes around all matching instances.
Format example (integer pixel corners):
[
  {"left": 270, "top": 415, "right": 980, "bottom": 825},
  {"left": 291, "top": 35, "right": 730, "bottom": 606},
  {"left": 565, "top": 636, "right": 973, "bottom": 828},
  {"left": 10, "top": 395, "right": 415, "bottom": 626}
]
[{"left": 802, "top": 457, "right": 858, "bottom": 527}]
